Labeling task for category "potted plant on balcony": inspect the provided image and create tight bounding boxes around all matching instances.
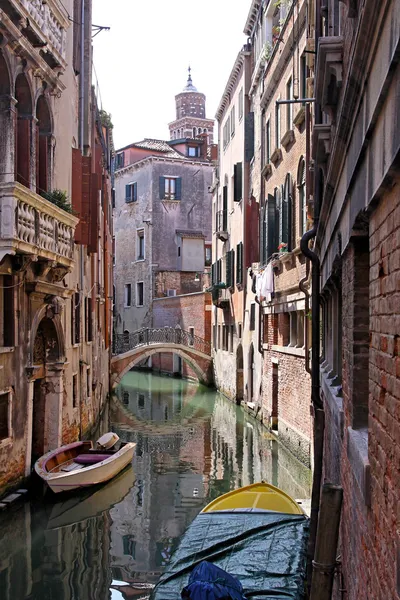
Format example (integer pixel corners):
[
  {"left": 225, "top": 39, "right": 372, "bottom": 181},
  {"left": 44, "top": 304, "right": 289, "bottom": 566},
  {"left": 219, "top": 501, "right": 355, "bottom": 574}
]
[
  {"left": 278, "top": 242, "right": 288, "bottom": 254},
  {"left": 41, "top": 189, "right": 73, "bottom": 214}
]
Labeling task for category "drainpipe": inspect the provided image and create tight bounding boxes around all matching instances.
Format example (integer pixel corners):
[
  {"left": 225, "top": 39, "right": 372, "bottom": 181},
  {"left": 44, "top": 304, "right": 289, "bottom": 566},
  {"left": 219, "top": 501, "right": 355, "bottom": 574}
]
[
  {"left": 78, "top": 0, "right": 85, "bottom": 437},
  {"left": 300, "top": 0, "right": 324, "bottom": 591}
]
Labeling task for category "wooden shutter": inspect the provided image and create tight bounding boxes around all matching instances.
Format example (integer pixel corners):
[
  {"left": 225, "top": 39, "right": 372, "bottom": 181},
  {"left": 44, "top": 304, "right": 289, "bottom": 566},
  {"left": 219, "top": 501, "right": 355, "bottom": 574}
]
[
  {"left": 281, "top": 181, "right": 291, "bottom": 248},
  {"left": 236, "top": 242, "right": 243, "bottom": 285},
  {"left": 217, "top": 259, "right": 222, "bottom": 283},
  {"left": 260, "top": 202, "right": 266, "bottom": 265},
  {"left": 231, "top": 249, "right": 235, "bottom": 288},
  {"left": 125, "top": 184, "right": 131, "bottom": 202},
  {"left": 88, "top": 172, "right": 100, "bottom": 254},
  {"left": 133, "top": 182, "right": 138, "bottom": 201},
  {"left": 266, "top": 194, "right": 277, "bottom": 259},
  {"left": 250, "top": 303, "right": 256, "bottom": 331},
  {"left": 71, "top": 148, "right": 83, "bottom": 243},
  {"left": 211, "top": 262, "right": 216, "bottom": 285},
  {"left": 234, "top": 162, "right": 242, "bottom": 201},
  {"left": 80, "top": 155, "right": 91, "bottom": 246},
  {"left": 159, "top": 176, "right": 165, "bottom": 199},
  {"left": 226, "top": 251, "right": 232, "bottom": 287},
  {"left": 245, "top": 112, "right": 255, "bottom": 162},
  {"left": 223, "top": 185, "right": 228, "bottom": 230},
  {"left": 175, "top": 177, "right": 182, "bottom": 200}
]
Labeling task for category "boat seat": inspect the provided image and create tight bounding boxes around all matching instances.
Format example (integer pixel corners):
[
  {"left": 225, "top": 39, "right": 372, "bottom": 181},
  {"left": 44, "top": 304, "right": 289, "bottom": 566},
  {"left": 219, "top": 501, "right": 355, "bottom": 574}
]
[{"left": 74, "top": 453, "right": 111, "bottom": 465}]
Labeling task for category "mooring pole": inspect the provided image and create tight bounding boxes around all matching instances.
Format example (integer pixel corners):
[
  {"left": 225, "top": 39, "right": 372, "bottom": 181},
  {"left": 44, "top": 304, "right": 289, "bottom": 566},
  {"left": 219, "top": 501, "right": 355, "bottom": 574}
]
[{"left": 309, "top": 483, "right": 343, "bottom": 600}]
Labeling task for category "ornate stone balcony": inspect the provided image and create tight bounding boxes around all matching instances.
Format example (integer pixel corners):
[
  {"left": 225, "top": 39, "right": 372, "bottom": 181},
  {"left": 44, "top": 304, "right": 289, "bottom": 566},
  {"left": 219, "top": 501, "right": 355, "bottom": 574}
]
[
  {"left": 0, "top": 182, "right": 78, "bottom": 269},
  {"left": 3, "top": 0, "right": 68, "bottom": 67}
]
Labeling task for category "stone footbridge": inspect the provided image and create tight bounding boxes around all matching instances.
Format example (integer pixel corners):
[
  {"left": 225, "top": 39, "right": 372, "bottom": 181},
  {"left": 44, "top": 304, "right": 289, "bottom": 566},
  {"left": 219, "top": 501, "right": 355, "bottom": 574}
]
[{"left": 111, "top": 327, "right": 213, "bottom": 387}]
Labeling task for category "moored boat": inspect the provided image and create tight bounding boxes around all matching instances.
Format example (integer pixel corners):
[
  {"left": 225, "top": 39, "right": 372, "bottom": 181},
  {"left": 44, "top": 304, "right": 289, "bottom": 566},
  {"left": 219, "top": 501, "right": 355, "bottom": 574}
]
[
  {"left": 151, "top": 482, "right": 309, "bottom": 600},
  {"left": 35, "top": 432, "right": 136, "bottom": 494}
]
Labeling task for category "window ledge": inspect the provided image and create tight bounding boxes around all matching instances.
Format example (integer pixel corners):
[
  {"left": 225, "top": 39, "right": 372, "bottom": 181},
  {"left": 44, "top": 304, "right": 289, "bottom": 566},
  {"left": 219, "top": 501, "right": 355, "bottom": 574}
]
[
  {"left": 270, "top": 345, "right": 305, "bottom": 357},
  {"left": 135, "top": 258, "right": 145, "bottom": 263},
  {"left": 261, "top": 163, "right": 272, "bottom": 179},
  {"left": 321, "top": 368, "right": 344, "bottom": 437},
  {"left": 0, "top": 347, "right": 14, "bottom": 354},
  {"left": 281, "top": 129, "right": 295, "bottom": 149},
  {"left": 347, "top": 427, "right": 370, "bottom": 506},
  {"left": 0, "top": 437, "right": 13, "bottom": 450},
  {"left": 270, "top": 147, "right": 282, "bottom": 164}
]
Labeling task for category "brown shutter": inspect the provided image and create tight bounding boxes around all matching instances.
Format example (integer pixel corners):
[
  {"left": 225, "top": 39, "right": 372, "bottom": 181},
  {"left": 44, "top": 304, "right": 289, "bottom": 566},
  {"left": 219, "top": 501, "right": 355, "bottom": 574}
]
[
  {"left": 71, "top": 148, "right": 83, "bottom": 243},
  {"left": 88, "top": 172, "right": 100, "bottom": 253},
  {"left": 81, "top": 155, "right": 91, "bottom": 246}
]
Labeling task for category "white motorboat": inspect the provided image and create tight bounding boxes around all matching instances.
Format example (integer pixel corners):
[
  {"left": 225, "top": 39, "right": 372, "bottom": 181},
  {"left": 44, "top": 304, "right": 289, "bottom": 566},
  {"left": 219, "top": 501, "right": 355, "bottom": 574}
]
[{"left": 34, "top": 432, "right": 136, "bottom": 494}]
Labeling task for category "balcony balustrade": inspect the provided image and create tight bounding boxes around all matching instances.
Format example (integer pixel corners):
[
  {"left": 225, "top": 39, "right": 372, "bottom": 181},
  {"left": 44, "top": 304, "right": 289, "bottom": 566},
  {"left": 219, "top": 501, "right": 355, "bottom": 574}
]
[{"left": 0, "top": 182, "right": 78, "bottom": 269}]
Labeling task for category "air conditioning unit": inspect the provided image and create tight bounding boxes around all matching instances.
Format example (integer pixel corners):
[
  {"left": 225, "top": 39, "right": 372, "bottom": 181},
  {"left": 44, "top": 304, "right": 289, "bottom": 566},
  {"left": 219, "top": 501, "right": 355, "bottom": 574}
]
[{"left": 167, "top": 289, "right": 176, "bottom": 297}]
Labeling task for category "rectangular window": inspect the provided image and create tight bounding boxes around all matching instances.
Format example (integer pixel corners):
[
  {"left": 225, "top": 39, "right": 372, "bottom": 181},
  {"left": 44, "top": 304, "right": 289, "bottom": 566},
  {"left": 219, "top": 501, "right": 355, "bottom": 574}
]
[
  {"left": 238, "top": 323, "right": 242, "bottom": 339},
  {"left": 72, "top": 374, "right": 78, "bottom": 408},
  {"left": 230, "top": 106, "right": 235, "bottom": 136},
  {"left": 116, "top": 152, "right": 124, "bottom": 169},
  {"left": 297, "top": 311, "right": 305, "bottom": 348},
  {"left": 188, "top": 146, "right": 198, "bottom": 157},
  {"left": 300, "top": 54, "right": 307, "bottom": 105},
  {"left": 205, "top": 245, "right": 212, "bottom": 266},
  {"left": 125, "top": 182, "right": 137, "bottom": 203},
  {"left": 138, "top": 394, "right": 145, "bottom": 408},
  {"left": 167, "top": 289, "right": 176, "bottom": 297},
  {"left": 238, "top": 88, "right": 244, "bottom": 121},
  {"left": 0, "top": 392, "right": 10, "bottom": 440},
  {"left": 236, "top": 242, "right": 243, "bottom": 285},
  {"left": 112, "top": 236, "right": 116, "bottom": 265},
  {"left": 0, "top": 275, "right": 14, "bottom": 347},
  {"left": 160, "top": 176, "right": 181, "bottom": 200},
  {"left": 86, "top": 367, "right": 91, "bottom": 398},
  {"left": 85, "top": 297, "right": 93, "bottom": 342},
  {"left": 136, "top": 282, "right": 144, "bottom": 306},
  {"left": 289, "top": 312, "right": 297, "bottom": 346},
  {"left": 265, "top": 119, "right": 271, "bottom": 163},
  {"left": 218, "top": 325, "right": 221, "bottom": 349},
  {"left": 286, "top": 78, "right": 293, "bottom": 129},
  {"left": 111, "top": 188, "right": 115, "bottom": 208},
  {"left": 275, "top": 102, "right": 281, "bottom": 147},
  {"left": 230, "top": 325, "right": 234, "bottom": 353},
  {"left": 250, "top": 303, "right": 256, "bottom": 331},
  {"left": 73, "top": 292, "right": 80, "bottom": 344},
  {"left": 188, "top": 327, "right": 195, "bottom": 346},
  {"left": 124, "top": 284, "right": 132, "bottom": 307},
  {"left": 213, "top": 324, "right": 217, "bottom": 349},
  {"left": 137, "top": 229, "right": 145, "bottom": 260}
]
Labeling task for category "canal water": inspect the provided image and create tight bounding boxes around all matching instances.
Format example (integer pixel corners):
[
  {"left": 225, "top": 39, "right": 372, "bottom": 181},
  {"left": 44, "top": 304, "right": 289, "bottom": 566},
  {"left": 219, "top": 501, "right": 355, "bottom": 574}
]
[{"left": 0, "top": 372, "right": 311, "bottom": 600}]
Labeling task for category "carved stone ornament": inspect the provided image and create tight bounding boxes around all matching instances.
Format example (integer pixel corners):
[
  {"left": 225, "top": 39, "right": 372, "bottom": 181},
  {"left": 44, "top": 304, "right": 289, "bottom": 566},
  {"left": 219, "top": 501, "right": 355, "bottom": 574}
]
[
  {"left": 45, "top": 295, "right": 63, "bottom": 319},
  {"left": 48, "top": 265, "right": 70, "bottom": 283}
]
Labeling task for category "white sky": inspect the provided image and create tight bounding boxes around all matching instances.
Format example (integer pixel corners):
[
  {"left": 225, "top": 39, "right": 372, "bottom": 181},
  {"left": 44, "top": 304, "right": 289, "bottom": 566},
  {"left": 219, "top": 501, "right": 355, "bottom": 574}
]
[{"left": 92, "top": 0, "right": 250, "bottom": 150}]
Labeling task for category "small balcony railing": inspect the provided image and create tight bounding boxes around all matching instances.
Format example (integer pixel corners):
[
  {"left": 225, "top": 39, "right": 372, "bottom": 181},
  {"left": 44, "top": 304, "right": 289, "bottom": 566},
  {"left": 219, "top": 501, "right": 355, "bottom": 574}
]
[
  {"left": 0, "top": 182, "right": 78, "bottom": 268},
  {"left": 7, "top": 0, "right": 68, "bottom": 65}
]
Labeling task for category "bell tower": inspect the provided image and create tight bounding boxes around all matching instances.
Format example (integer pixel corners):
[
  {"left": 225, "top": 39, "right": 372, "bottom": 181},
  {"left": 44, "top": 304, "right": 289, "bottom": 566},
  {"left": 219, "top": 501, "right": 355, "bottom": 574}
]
[{"left": 169, "top": 67, "right": 214, "bottom": 142}]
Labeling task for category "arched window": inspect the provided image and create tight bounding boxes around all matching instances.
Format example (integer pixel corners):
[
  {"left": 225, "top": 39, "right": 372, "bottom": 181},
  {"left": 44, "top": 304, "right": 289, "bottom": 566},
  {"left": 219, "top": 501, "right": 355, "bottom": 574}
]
[
  {"left": 297, "top": 157, "right": 306, "bottom": 237},
  {"left": 281, "top": 174, "right": 293, "bottom": 250},
  {"left": 198, "top": 127, "right": 202, "bottom": 135},
  {"left": 15, "top": 74, "right": 33, "bottom": 188},
  {"left": 203, "top": 128, "right": 207, "bottom": 133},
  {"left": 0, "top": 53, "right": 11, "bottom": 185},
  {"left": 36, "top": 95, "right": 52, "bottom": 195}
]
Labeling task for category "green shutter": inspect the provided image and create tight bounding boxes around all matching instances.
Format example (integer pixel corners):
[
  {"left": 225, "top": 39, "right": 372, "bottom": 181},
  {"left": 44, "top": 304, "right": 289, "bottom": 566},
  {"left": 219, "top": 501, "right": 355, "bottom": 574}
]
[
  {"left": 267, "top": 194, "right": 277, "bottom": 258},
  {"left": 223, "top": 185, "right": 228, "bottom": 230},
  {"left": 159, "top": 176, "right": 165, "bottom": 199},
  {"left": 234, "top": 162, "right": 243, "bottom": 202},
  {"left": 245, "top": 112, "right": 255, "bottom": 162},
  {"left": 175, "top": 177, "right": 182, "bottom": 200},
  {"left": 217, "top": 258, "right": 222, "bottom": 283},
  {"left": 236, "top": 242, "right": 243, "bottom": 285},
  {"left": 260, "top": 202, "right": 266, "bottom": 264},
  {"left": 125, "top": 184, "right": 131, "bottom": 202},
  {"left": 226, "top": 251, "right": 232, "bottom": 287},
  {"left": 211, "top": 262, "right": 216, "bottom": 285},
  {"left": 133, "top": 182, "right": 137, "bottom": 201},
  {"left": 231, "top": 249, "right": 235, "bottom": 288}
]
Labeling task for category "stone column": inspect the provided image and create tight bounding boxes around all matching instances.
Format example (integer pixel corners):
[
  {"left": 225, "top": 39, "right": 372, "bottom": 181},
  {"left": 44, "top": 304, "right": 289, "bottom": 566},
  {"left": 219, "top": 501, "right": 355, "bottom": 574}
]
[
  {"left": 45, "top": 363, "right": 64, "bottom": 450},
  {"left": 25, "top": 375, "right": 35, "bottom": 476},
  {"left": 0, "top": 94, "right": 16, "bottom": 184}
]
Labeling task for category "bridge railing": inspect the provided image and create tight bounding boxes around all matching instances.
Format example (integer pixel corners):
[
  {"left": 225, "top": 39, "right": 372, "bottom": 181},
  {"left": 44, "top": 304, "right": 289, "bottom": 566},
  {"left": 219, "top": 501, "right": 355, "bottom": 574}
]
[{"left": 113, "top": 327, "right": 211, "bottom": 356}]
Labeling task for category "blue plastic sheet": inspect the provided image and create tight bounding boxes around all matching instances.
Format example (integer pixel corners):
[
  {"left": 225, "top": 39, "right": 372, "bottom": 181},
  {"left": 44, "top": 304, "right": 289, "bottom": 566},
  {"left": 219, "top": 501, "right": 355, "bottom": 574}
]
[
  {"left": 181, "top": 561, "right": 247, "bottom": 599},
  {"left": 151, "top": 511, "right": 309, "bottom": 600}
]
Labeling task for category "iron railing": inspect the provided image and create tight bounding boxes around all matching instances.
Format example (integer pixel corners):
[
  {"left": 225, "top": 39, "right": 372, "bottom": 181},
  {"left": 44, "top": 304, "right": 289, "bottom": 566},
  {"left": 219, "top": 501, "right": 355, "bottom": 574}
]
[{"left": 113, "top": 327, "right": 211, "bottom": 356}]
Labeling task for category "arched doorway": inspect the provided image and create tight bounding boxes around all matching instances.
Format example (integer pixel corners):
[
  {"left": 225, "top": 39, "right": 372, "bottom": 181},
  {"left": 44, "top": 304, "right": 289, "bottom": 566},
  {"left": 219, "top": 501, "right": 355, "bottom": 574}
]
[
  {"left": 15, "top": 73, "right": 33, "bottom": 188},
  {"left": 28, "top": 312, "right": 65, "bottom": 469},
  {"left": 236, "top": 344, "right": 244, "bottom": 404}
]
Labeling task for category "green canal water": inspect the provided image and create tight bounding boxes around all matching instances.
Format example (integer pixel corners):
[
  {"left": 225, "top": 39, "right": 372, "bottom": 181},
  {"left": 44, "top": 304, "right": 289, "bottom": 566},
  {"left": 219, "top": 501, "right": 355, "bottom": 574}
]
[{"left": 0, "top": 371, "right": 311, "bottom": 600}]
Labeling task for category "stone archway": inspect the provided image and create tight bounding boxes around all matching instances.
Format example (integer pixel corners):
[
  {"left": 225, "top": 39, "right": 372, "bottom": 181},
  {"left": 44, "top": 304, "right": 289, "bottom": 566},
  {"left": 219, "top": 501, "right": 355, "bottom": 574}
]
[{"left": 26, "top": 301, "right": 65, "bottom": 471}]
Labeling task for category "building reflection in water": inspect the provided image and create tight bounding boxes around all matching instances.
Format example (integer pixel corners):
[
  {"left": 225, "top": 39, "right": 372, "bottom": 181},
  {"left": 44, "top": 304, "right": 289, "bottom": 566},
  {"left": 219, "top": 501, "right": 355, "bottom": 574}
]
[{"left": 0, "top": 372, "right": 311, "bottom": 599}]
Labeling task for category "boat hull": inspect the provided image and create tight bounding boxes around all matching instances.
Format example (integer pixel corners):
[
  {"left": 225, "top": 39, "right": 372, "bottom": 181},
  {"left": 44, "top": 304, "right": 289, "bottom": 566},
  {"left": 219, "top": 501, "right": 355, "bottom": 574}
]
[{"left": 35, "top": 441, "right": 136, "bottom": 493}]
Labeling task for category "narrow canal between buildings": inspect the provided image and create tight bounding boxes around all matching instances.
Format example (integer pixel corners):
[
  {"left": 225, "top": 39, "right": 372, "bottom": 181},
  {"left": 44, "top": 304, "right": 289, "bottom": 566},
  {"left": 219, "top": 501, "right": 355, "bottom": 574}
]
[{"left": 0, "top": 372, "right": 311, "bottom": 600}]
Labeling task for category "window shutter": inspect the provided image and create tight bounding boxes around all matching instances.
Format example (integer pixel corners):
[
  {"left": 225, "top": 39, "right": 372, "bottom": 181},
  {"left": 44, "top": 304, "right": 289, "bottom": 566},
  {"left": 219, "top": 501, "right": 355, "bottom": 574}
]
[
  {"left": 245, "top": 112, "right": 255, "bottom": 162},
  {"left": 236, "top": 242, "right": 243, "bottom": 285},
  {"left": 223, "top": 185, "right": 228, "bottom": 230},
  {"left": 267, "top": 194, "right": 277, "bottom": 258},
  {"left": 217, "top": 258, "right": 222, "bottom": 283},
  {"left": 125, "top": 184, "right": 131, "bottom": 202},
  {"left": 175, "top": 177, "right": 182, "bottom": 200},
  {"left": 282, "top": 181, "right": 291, "bottom": 248},
  {"left": 211, "top": 262, "right": 216, "bottom": 285},
  {"left": 133, "top": 182, "right": 137, "bottom": 202},
  {"left": 260, "top": 202, "right": 266, "bottom": 264},
  {"left": 231, "top": 249, "right": 235, "bottom": 288},
  {"left": 234, "top": 162, "right": 243, "bottom": 202},
  {"left": 159, "top": 176, "right": 165, "bottom": 199},
  {"left": 73, "top": 0, "right": 82, "bottom": 74},
  {"left": 226, "top": 251, "right": 232, "bottom": 287}
]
